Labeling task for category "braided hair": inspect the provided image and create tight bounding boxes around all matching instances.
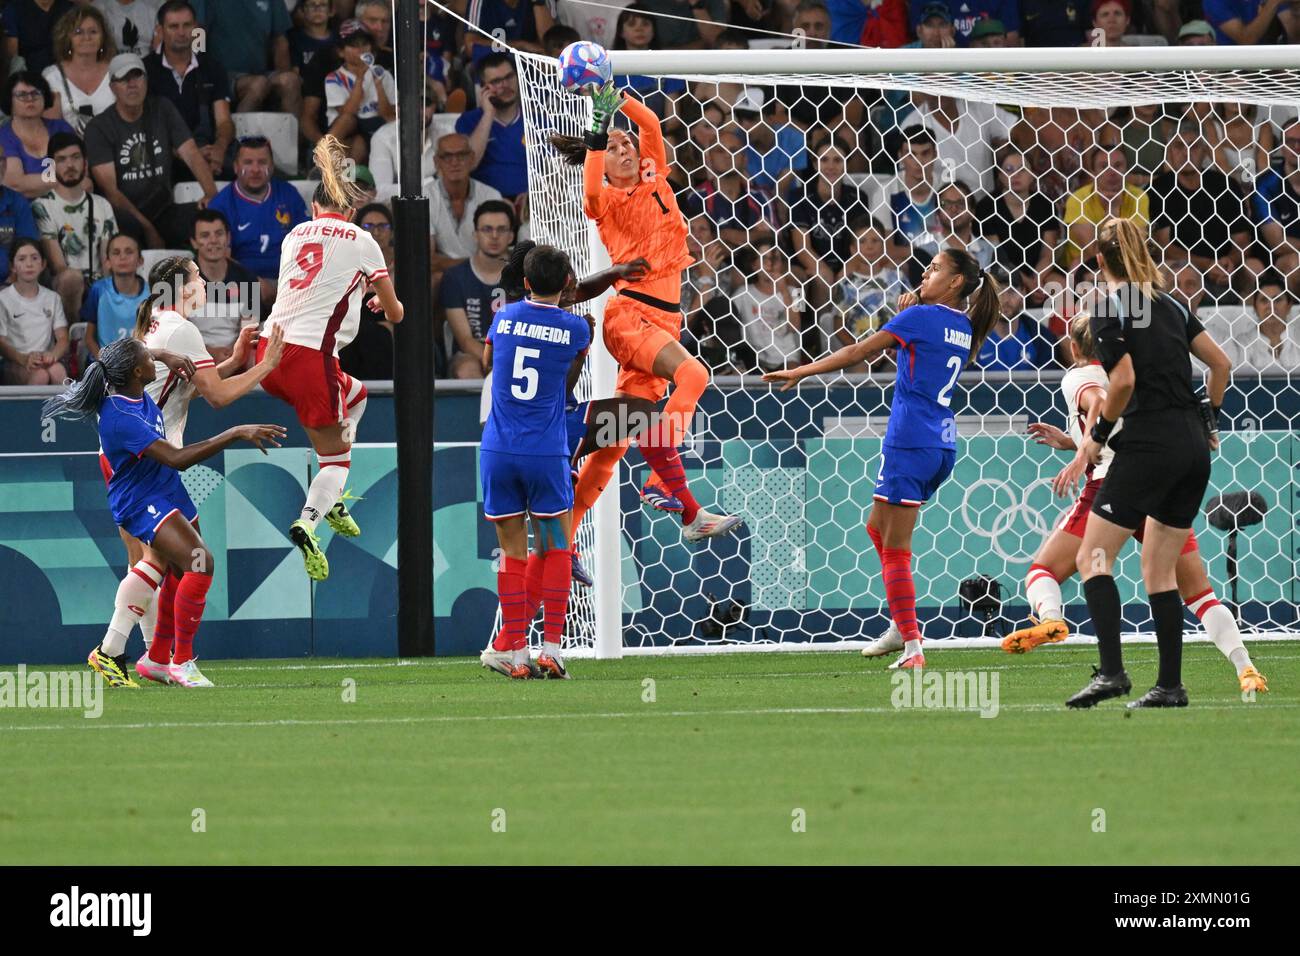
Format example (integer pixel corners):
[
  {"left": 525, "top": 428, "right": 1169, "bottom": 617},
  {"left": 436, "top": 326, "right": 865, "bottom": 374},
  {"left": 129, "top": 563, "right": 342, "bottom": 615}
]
[
  {"left": 41, "top": 337, "right": 148, "bottom": 422},
  {"left": 133, "top": 255, "right": 196, "bottom": 340}
]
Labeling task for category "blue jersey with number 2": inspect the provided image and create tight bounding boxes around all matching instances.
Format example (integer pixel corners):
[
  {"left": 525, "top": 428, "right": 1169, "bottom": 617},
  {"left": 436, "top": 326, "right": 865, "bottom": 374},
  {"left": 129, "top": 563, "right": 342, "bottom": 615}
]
[
  {"left": 880, "top": 303, "right": 972, "bottom": 451},
  {"left": 482, "top": 300, "right": 591, "bottom": 457}
]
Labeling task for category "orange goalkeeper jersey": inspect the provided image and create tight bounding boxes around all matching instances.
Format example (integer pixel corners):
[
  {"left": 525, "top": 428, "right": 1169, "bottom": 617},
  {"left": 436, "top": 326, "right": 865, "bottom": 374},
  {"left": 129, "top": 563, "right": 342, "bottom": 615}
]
[{"left": 583, "top": 98, "right": 693, "bottom": 308}]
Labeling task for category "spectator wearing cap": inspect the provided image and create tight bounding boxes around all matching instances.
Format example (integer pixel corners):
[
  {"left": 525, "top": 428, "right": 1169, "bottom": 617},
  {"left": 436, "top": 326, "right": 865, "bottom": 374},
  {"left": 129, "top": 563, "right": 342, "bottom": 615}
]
[
  {"left": 426, "top": 132, "right": 504, "bottom": 271},
  {"left": 97, "top": 0, "right": 160, "bottom": 57},
  {"left": 1, "top": 72, "right": 77, "bottom": 199},
  {"left": 35, "top": 131, "right": 117, "bottom": 323},
  {"left": 465, "top": 0, "right": 552, "bottom": 61},
  {"left": 85, "top": 51, "right": 217, "bottom": 249},
  {"left": 1204, "top": 0, "right": 1300, "bottom": 45},
  {"left": 455, "top": 52, "right": 528, "bottom": 201},
  {"left": 969, "top": 17, "right": 1007, "bottom": 47},
  {"left": 324, "top": 19, "right": 397, "bottom": 163},
  {"left": 902, "top": 2, "right": 956, "bottom": 47},
  {"left": 42, "top": 4, "right": 116, "bottom": 136},
  {"left": 3, "top": 0, "right": 76, "bottom": 77},
  {"left": 1086, "top": 0, "right": 1132, "bottom": 46},
  {"left": 203, "top": 0, "right": 301, "bottom": 116},
  {"left": 145, "top": 1, "right": 234, "bottom": 179},
  {"left": 1017, "top": 0, "right": 1085, "bottom": 46},
  {"left": 733, "top": 87, "right": 808, "bottom": 202},
  {"left": 208, "top": 136, "right": 308, "bottom": 304},
  {"left": 907, "top": 2, "right": 1020, "bottom": 46},
  {"left": 1177, "top": 18, "right": 1216, "bottom": 44},
  {"left": 630, "top": 0, "right": 724, "bottom": 49}
]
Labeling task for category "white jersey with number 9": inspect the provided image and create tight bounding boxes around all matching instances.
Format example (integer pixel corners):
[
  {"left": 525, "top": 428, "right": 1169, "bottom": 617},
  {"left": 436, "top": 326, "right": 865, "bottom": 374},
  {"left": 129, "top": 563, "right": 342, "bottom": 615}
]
[{"left": 267, "top": 212, "right": 390, "bottom": 355}]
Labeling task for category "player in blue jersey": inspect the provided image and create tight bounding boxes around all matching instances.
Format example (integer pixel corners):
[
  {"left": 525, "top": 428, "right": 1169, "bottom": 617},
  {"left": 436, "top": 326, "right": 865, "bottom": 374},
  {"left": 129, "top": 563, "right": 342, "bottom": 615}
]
[
  {"left": 764, "top": 248, "right": 1000, "bottom": 668},
  {"left": 479, "top": 244, "right": 593, "bottom": 680},
  {"left": 497, "top": 239, "right": 650, "bottom": 589},
  {"left": 42, "top": 338, "right": 286, "bottom": 688}
]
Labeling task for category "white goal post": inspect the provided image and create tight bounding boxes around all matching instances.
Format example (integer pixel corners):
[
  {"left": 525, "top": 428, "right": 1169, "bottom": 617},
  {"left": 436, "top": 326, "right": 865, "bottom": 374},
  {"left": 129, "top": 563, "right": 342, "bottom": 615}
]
[{"left": 515, "top": 43, "right": 1300, "bottom": 659}]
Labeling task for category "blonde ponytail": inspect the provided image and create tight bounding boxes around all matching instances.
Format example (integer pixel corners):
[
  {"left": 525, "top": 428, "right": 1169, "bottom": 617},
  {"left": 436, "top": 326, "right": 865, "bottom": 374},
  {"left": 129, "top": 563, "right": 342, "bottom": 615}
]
[
  {"left": 1097, "top": 216, "right": 1165, "bottom": 289},
  {"left": 314, "top": 134, "right": 366, "bottom": 212}
]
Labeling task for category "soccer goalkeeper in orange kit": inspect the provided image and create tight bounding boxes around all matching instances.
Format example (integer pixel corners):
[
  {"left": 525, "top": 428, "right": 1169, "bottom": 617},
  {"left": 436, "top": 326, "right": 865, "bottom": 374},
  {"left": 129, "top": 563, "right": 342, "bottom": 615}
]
[{"left": 550, "top": 84, "right": 741, "bottom": 568}]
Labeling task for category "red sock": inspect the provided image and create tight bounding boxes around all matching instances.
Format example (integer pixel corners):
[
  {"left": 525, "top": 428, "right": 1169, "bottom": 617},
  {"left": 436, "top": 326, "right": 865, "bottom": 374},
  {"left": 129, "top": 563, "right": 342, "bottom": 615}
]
[
  {"left": 171, "top": 572, "right": 212, "bottom": 665},
  {"left": 881, "top": 547, "right": 921, "bottom": 642},
  {"left": 494, "top": 556, "right": 528, "bottom": 652},
  {"left": 149, "top": 572, "right": 180, "bottom": 664},
  {"left": 524, "top": 552, "right": 545, "bottom": 620},
  {"left": 541, "top": 549, "right": 572, "bottom": 648},
  {"left": 867, "top": 524, "right": 884, "bottom": 560},
  {"left": 639, "top": 441, "right": 701, "bottom": 524}
]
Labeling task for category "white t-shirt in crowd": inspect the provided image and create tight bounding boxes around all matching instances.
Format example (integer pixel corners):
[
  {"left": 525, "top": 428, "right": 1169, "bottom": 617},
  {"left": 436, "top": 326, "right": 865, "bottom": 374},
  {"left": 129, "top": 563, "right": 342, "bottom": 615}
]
[
  {"left": 424, "top": 175, "right": 504, "bottom": 260},
  {"left": 734, "top": 283, "right": 800, "bottom": 371},
  {"left": 324, "top": 65, "right": 396, "bottom": 125},
  {"left": 0, "top": 284, "right": 66, "bottom": 354},
  {"left": 93, "top": 0, "right": 160, "bottom": 56}
]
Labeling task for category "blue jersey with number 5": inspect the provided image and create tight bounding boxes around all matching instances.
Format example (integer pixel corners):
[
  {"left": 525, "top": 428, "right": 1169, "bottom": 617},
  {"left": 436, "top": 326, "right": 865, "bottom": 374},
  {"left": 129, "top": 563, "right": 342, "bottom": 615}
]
[
  {"left": 482, "top": 300, "right": 591, "bottom": 457},
  {"left": 880, "top": 303, "right": 972, "bottom": 451}
]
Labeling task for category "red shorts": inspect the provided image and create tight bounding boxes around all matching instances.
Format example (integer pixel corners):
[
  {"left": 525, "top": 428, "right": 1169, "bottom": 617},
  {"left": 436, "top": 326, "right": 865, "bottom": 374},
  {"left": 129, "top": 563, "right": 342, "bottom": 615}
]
[
  {"left": 603, "top": 294, "right": 681, "bottom": 403},
  {"left": 259, "top": 340, "right": 359, "bottom": 428},
  {"left": 1060, "top": 478, "right": 1198, "bottom": 554},
  {"left": 99, "top": 452, "right": 113, "bottom": 486}
]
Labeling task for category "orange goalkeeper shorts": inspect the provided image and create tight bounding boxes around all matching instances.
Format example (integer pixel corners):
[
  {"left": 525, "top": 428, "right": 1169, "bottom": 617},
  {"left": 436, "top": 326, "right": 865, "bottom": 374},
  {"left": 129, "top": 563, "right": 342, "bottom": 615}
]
[{"left": 603, "top": 291, "right": 682, "bottom": 403}]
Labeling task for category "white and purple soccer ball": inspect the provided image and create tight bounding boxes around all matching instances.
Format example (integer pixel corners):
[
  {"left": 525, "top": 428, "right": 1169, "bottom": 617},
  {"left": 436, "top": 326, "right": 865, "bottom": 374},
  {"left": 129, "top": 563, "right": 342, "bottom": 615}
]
[{"left": 557, "top": 40, "right": 613, "bottom": 93}]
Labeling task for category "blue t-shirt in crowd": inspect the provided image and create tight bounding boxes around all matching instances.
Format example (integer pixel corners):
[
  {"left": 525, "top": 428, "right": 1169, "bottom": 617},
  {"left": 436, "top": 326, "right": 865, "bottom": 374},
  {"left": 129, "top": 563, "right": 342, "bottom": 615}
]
[
  {"left": 207, "top": 180, "right": 309, "bottom": 278},
  {"left": 976, "top": 316, "right": 1051, "bottom": 372},
  {"left": 454, "top": 108, "right": 528, "bottom": 197},
  {"left": 85, "top": 275, "right": 148, "bottom": 344},
  {"left": 468, "top": 0, "right": 538, "bottom": 62},
  {"left": 0, "top": 118, "right": 74, "bottom": 174},
  {"left": 0, "top": 187, "right": 38, "bottom": 283},
  {"left": 890, "top": 189, "right": 937, "bottom": 243},
  {"left": 743, "top": 125, "right": 807, "bottom": 196},
  {"left": 1203, "top": 0, "right": 1290, "bottom": 45},
  {"left": 98, "top": 391, "right": 186, "bottom": 525},
  {"left": 880, "top": 303, "right": 973, "bottom": 450},
  {"left": 440, "top": 259, "right": 502, "bottom": 348},
  {"left": 1251, "top": 166, "right": 1300, "bottom": 240},
  {"left": 482, "top": 299, "right": 591, "bottom": 457}
]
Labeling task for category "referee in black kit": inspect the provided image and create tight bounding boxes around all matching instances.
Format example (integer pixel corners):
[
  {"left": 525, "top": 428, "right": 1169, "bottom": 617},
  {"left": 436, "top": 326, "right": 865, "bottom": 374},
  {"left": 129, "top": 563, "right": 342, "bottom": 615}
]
[{"left": 1065, "top": 217, "right": 1233, "bottom": 709}]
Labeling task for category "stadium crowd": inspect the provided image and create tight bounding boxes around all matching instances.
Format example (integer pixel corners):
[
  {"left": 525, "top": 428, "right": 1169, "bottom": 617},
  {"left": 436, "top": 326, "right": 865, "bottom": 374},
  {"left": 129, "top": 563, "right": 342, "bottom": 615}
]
[{"left": 0, "top": 0, "right": 1297, "bottom": 387}]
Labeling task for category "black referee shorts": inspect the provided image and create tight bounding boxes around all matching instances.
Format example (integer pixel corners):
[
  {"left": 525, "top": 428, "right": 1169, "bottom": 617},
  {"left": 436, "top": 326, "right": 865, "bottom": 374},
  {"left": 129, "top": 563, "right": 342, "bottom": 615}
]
[{"left": 1092, "top": 409, "right": 1212, "bottom": 530}]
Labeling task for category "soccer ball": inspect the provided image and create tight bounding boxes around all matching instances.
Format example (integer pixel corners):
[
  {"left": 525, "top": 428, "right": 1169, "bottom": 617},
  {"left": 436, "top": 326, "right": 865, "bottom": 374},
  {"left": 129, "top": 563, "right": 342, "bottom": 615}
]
[{"left": 558, "top": 41, "right": 612, "bottom": 93}]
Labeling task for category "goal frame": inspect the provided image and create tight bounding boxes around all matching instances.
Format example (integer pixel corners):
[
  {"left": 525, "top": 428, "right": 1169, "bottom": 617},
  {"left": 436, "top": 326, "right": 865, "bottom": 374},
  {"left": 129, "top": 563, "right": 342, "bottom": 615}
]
[{"left": 520, "top": 44, "right": 1300, "bottom": 659}]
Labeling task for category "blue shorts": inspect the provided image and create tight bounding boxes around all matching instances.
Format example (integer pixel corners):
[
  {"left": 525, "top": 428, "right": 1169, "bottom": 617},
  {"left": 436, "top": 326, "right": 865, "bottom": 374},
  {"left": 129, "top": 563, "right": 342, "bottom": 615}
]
[
  {"left": 118, "top": 491, "right": 198, "bottom": 545},
  {"left": 480, "top": 450, "right": 573, "bottom": 521},
  {"left": 566, "top": 401, "right": 589, "bottom": 461},
  {"left": 873, "top": 446, "right": 956, "bottom": 507}
]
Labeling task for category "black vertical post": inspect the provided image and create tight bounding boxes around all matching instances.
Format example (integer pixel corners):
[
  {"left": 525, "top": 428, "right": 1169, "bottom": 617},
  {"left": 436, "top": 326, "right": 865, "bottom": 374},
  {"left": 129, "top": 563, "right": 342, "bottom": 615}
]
[{"left": 392, "top": 0, "right": 434, "bottom": 656}]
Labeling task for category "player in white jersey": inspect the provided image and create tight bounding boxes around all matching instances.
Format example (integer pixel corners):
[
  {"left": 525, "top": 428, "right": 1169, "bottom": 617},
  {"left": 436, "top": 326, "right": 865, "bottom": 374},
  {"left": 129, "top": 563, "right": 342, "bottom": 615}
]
[
  {"left": 99, "top": 255, "right": 284, "bottom": 688},
  {"left": 1003, "top": 312, "right": 1266, "bottom": 694},
  {"left": 258, "top": 135, "right": 404, "bottom": 582}
]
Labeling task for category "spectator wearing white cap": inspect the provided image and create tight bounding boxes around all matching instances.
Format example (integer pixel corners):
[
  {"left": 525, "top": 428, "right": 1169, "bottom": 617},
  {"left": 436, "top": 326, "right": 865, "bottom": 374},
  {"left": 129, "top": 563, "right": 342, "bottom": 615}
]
[
  {"left": 85, "top": 51, "right": 217, "bottom": 249},
  {"left": 1177, "top": 19, "right": 1216, "bottom": 44}
]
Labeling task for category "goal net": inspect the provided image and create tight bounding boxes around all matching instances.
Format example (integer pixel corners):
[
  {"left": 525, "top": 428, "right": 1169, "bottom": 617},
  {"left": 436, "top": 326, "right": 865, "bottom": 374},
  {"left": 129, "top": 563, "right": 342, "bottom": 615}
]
[{"left": 514, "top": 46, "right": 1300, "bottom": 657}]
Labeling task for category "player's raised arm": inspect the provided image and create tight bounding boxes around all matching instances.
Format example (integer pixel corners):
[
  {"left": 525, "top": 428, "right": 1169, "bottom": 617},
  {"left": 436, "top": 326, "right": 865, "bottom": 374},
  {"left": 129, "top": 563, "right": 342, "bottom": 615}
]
[
  {"left": 619, "top": 91, "right": 667, "bottom": 170},
  {"left": 763, "top": 328, "right": 898, "bottom": 390}
]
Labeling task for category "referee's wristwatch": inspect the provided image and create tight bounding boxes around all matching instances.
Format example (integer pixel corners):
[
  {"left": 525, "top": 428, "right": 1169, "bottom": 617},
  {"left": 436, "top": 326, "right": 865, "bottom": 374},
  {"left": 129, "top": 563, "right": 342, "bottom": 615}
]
[{"left": 1090, "top": 414, "right": 1117, "bottom": 446}]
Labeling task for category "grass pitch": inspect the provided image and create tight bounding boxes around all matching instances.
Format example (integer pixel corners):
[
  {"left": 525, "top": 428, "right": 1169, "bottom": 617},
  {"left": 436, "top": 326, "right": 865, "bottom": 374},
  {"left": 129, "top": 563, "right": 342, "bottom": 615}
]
[{"left": 2, "top": 644, "right": 1296, "bottom": 865}]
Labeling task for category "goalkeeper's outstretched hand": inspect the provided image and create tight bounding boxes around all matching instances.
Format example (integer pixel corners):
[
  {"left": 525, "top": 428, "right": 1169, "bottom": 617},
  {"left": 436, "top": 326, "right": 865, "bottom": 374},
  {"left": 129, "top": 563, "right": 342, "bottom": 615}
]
[{"left": 585, "top": 82, "right": 624, "bottom": 150}]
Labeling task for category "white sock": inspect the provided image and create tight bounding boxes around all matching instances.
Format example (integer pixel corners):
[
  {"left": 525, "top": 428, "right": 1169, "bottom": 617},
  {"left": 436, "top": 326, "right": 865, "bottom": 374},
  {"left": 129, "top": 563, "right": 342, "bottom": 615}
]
[
  {"left": 104, "top": 560, "right": 162, "bottom": 656},
  {"left": 139, "top": 597, "right": 157, "bottom": 645},
  {"left": 345, "top": 379, "right": 367, "bottom": 429},
  {"left": 302, "top": 455, "right": 350, "bottom": 529},
  {"left": 1188, "top": 592, "right": 1253, "bottom": 674},
  {"left": 903, "top": 638, "right": 922, "bottom": 658},
  {"left": 511, "top": 648, "right": 531, "bottom": 668},
  {"left": 1026, "top": 564, "right": 1063, "bottom": 621}
]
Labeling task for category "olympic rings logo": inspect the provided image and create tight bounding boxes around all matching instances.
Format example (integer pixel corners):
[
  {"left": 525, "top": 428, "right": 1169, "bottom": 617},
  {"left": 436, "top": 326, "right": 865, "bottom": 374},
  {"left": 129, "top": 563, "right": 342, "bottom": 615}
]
[{"left": 960, "top": 478, "right": 1055, "bottom": 563}]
